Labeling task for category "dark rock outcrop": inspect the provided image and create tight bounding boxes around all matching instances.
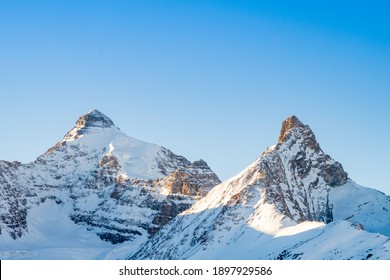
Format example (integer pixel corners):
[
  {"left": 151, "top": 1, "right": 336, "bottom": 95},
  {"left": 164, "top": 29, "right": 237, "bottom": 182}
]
[{"left": 157, "top": 160, "right": 221, "bottom": 198}]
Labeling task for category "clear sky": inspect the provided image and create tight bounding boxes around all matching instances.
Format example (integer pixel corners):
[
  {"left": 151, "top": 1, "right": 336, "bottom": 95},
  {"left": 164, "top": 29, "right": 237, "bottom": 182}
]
[{"left": 0, "top": 1, "right": 389, "bottom": 194}]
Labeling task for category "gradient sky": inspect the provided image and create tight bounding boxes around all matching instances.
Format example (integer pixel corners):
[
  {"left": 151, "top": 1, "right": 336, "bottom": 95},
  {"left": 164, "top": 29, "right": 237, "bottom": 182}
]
[{"left": 0, "top": 1, "right": 389, "bottom": 194}]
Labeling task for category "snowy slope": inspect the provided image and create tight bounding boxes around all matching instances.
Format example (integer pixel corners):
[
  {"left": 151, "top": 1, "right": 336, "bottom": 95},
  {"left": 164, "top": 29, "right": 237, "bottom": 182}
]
[
  {"left": 0, "top": 109, "right": 220, "bottom": 259},
  {"left": 130, "top": 116, "right": 390, "bottom": 260},
  {"left": 52, "top": 109, "right": 194, "bottom": 180},
  {"left": 330, "top": 180, "right": 390, "bottom": 235}
]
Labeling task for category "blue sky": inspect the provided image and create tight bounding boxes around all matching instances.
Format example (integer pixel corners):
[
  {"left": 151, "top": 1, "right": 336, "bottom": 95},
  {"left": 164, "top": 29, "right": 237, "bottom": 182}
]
[{"left": 0, "top": 1, "right": 389, "bottom": 194}]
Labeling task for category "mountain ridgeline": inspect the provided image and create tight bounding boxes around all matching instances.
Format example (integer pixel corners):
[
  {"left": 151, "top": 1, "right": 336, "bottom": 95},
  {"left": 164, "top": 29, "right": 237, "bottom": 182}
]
[{"left": 0, "top": 111, "right": 389, "bottom": 260}]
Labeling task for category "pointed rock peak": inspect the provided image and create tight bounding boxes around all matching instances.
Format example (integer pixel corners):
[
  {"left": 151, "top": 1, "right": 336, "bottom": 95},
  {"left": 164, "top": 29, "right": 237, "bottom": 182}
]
[
  {"left": 278, "top": 115, "right": 305, "bottom": 143},
  {"left": 191, "top": 159, "right": 209, "bottom": 169},
  {"left": 75, "top": 109, "right": 115, "bottom": 129},
  {"left": 62, "top": 109, "right": 117, "bottom": 142},
  {"left": 273, "top": 115, "right": 347, "bottom": 187}
]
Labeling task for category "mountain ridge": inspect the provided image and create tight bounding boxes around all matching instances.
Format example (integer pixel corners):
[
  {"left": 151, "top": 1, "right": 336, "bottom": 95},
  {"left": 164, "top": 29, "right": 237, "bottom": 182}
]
[{"left": 0, "top": 112, "right": 388, "bottom": 260}]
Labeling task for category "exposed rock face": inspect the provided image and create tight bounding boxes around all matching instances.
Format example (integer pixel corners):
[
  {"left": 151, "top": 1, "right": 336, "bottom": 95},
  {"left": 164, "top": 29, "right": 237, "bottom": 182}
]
[
  {"left": 77, "top": 109, "right": 115, "bottom": 129},
  {"left": 157, "top": 160, "right": 221, "bottom": 198},
  {"left": 0, "top": 110, "right": 220, "bottom": 245},
  {"left": 155, "top": 149, "right": 192, "bottom": 177},
  {"left": 63, "top": 109, "right": 116, "bottom": 141},
  {"left": 0, "top": 161, "right": 28, "bottom": 240},
  {"left": 278, "top": 115, "right": 304, "bottom": 143}
]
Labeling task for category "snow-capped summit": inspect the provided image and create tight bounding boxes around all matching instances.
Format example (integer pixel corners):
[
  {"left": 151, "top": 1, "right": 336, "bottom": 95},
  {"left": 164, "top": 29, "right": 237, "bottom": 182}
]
[
  {"left": 49, "top": 109, "right": 199, "bottom": 180},
  {"left": 63, "top": 109, "right": 116, "bottom": 141},
  {"left": 77, "top": 109, "right": 116, "bottom": 129},
  {"left": 130, "top": 116, "right": 390, "bottom": 260}
]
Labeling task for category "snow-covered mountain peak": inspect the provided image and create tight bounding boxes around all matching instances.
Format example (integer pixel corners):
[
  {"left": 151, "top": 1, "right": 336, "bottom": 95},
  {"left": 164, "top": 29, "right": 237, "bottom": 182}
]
[
  {"left": 129, "top": 116, "right": 390, "bottom": 260},
  {"left": 0, "top": 110, "right": 221, "bottom": 256},
  {"left": 37, "top": 109, "right": 219, "bottom": 183},
  {"left": 63, "top": 109, "right": 117, "bottom": 141},
  {"left": 274, "top": 116, "right": 347, "bottom": 187}
]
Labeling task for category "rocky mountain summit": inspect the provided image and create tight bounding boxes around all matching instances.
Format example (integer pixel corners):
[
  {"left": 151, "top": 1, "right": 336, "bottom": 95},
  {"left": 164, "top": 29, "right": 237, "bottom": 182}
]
[
  {"left": 263, "top": 115, "right": 348, "bottom": 223},
  {"left": 0, "top": 110, "right": 220, "bottom": 257},
  {"left": 130, "top": 116, "right": 390, "bottom": 260}
]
